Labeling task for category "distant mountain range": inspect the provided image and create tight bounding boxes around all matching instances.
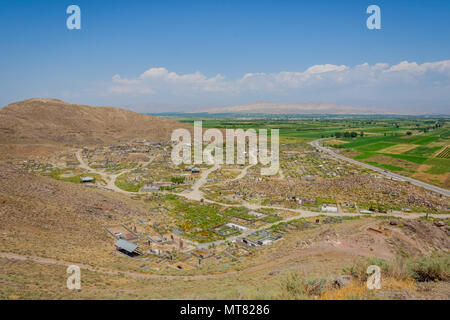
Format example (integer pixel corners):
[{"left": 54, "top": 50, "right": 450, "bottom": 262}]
[{"left": 192, "top": 101, "right": 388, "bottom": 115}]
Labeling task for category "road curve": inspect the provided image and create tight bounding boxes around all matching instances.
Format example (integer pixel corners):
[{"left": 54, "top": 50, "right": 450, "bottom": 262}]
[{"left": 309, "top": 139, "right": 450, "bottom": 197}]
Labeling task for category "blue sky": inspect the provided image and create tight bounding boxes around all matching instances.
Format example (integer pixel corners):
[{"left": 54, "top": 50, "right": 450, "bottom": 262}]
[{"left": 0, "top": 0, "right": 449, "bottom": 113}]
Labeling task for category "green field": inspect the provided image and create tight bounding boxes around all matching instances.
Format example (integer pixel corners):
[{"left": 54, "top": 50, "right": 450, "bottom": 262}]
[
  {"left": 333, "top": 127, "right": 449, "bottom": 187},
  {"left": 178, "top": 118, "right": 420, "bottom": 139}
]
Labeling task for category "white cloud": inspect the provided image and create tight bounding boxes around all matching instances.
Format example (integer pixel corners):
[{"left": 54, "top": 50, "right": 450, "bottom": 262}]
[
  {"left": 106, "top": 60, "right": 450, "bottom": 113},
  {"left": 385, "top": 60, "right": 450, "bottom": 74},
  {"left": 305, "top": 64, "right": 348, "bottom": 74},
  {"left": 110, "top": 67, "right": 229, "bottom": 95}
]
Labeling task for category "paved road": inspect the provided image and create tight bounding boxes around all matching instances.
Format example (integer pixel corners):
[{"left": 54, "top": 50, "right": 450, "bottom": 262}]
[{"left": 309, "top": 139, "right": 450, "bottom": 197}]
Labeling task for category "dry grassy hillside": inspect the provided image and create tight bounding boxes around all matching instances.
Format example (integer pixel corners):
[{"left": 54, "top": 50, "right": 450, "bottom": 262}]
[
  {"left": 0, "top": 163, "right": 148, "bottom": 265},
  {"left": 1, "top": 162, "right": 449, "bottom": 299},
  {"left": 0, "top": 98, "right": 191, "bottom": 146}
]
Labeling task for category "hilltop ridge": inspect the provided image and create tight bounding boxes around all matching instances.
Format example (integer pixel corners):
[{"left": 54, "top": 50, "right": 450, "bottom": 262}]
[{"left": 0, "top": 98, "right": 191, "bottom": 146}]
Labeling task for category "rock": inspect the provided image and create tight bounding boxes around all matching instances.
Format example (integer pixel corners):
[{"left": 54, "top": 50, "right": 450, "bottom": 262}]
[
  {"left": 390, "top": 220, "right": 399, "bottom": 226},
  {"left": 334, "top": 275, "right": 352, "bottom": 288},
  {"left": 434, "top": 221, "right": 445, "bottom": 227},
  {"left": 268, "top": 270, "right": 279, "bottom": 276}
]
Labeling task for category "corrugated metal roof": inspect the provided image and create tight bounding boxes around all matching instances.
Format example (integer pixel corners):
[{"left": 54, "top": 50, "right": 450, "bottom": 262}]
[{"left": 115, "top": 239, "right": 139, "bottom": 253}]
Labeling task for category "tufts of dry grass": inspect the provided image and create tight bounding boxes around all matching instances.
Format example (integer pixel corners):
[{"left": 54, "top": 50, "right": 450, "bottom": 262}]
[{"left": 278, "top": 272, "right": 330, "bottom": 299}]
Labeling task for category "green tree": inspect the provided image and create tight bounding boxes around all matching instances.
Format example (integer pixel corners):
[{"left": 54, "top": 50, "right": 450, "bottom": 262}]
[{"left": 171, "top": 176, "right": 185, "bottom": 184}]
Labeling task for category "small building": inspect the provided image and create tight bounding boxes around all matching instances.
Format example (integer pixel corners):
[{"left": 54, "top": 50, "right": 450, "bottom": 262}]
[
  {"left": 241, "top": 237, "right": 259, "bottom": 247},
  {"left": 81, "top": 176, "right": 95, "bottom": 183},
  {"left": 114, "top": 239, "right": 141, "bottom": 256},
  {"left": 242, "top": 230, "right": 282, "bottom": 247},
  {"left": 191, "top": 167, "right": 200, "bottom": 174},
  {"left": 286, "top": 196, "right": 303, "bottom": 204},
  {"left": 321, "top": 204, "right": 338, "bottom": 213}
]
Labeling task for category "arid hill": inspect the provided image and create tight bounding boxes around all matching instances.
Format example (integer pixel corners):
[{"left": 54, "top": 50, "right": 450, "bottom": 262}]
[
  {"left": 0, "top": 162, "right": 148, "bottom": 264},
  {"left": 0, "top": 98, "right": 191, "bottom": 145}
]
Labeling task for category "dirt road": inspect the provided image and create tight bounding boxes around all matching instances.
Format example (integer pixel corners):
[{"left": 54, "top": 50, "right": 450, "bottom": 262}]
[
  {"left": 0, "top": 218, "right": 382, "bottom": 281},
  {"left": 75, "top": 150, "right": 153, "bottom": 194}
]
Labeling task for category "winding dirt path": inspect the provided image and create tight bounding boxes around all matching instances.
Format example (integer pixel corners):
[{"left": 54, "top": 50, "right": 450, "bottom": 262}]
[
  {"left": 76, "top": 149, "right": 449, "bottom": 249},
  {"left": 0, "top": 251, "right": 309, "bottom": 280},
  {"left": 181, "top": 163, "right": 220, "bottom": 201},
  {"left": 75, "top": 150, "right": 153, "bottom": 194},
  {"left": 0, "top": 219, "right": 374, "bottom": 281},
  {"left": 0, "top": 217, "right": 410, "bottom": 281}
]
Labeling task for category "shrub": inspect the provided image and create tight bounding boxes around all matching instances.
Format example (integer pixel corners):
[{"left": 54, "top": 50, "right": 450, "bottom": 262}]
[
  {"left": 408, "top": 255, "right": 450, "bottom": 282},
  {"left": 342, "top": 262, "right": 369, "bottom": 282},
  {"left": 280, "top": 272, "right": 303, "bottom": 299},
  {"left": 343, "top": 254, "right": 450, "bottom": 283},
  {"left": 387, "top": 257, "right": 410, "bottom": 280},
  {"left": 279, "top": 272, "right": 329, "bottom": 299},
  {"left": 171, "top": 176, "right": 185, "bottom": 184},
  {"left": 368, "top": 257, "right": 389, "bottom": 273}
]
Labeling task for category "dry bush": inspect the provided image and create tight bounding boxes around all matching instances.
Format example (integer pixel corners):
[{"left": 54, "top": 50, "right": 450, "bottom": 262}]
[
  {"left": 342, "top": 254, "right": 449, "bottom": 284},
  {"left": 278, "top": 272, "right": 329, "bottom": 299},
  {"left": 408, "top": 254, "right": 450, "bottom": 282},
  {"left": 319, "top": 281, "right": 367, "bottom": 300}
]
